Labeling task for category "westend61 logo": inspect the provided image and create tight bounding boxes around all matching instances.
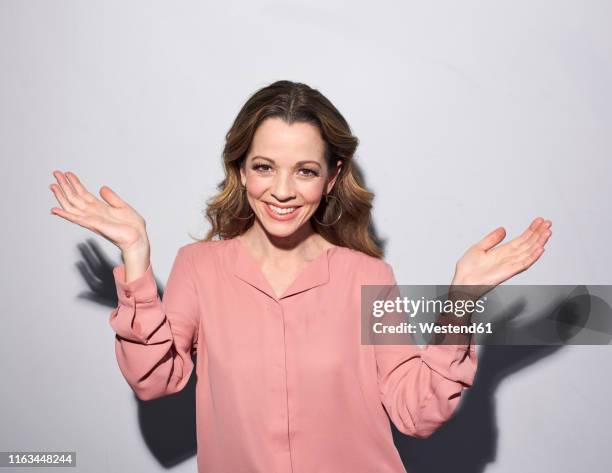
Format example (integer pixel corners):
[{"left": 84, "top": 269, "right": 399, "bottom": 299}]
[{"left": 372, "top": 296, "right": 487, "bottom": 318}]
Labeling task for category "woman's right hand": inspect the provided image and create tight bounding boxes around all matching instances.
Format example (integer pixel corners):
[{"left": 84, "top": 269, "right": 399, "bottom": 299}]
[{"left": 49, "top": 170, "right": 150, "bottom": 257}]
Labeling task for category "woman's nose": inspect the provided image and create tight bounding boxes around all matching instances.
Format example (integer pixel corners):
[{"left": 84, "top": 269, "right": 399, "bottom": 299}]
[{"left": 270, "top": 173, "right": 296, "bottom": 200}]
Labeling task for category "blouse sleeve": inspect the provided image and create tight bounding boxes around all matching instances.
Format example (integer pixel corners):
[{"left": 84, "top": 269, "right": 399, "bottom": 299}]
[
  {"left": 372, "top": 261, "right": 478, "bottom": 439},
  {"left": 108, "top": 246, "right": 200, "bottom": 401}
]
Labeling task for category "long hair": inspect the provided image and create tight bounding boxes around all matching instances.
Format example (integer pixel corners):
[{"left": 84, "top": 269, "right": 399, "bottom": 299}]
[{"left": 195, "top": 80, "right": 383, "bottom": 258}]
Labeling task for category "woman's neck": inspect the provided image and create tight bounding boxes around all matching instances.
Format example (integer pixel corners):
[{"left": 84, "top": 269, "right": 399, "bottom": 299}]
[{"left": 238, "top": 221, "right": 330, "bottom": 264}]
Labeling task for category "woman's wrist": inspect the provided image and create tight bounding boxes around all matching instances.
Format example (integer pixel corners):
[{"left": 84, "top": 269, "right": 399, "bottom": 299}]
[{"left": 121, "top": 239, "right": 151, "bottom": 283}]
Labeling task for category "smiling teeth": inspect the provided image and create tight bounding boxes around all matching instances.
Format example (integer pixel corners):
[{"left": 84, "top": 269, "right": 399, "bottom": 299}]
[{"left": 268, "top": 204, "right": 297, "bottom": 215}]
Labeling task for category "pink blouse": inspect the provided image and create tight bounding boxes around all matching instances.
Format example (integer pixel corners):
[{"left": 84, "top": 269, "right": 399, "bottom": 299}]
[{"left": 108, "top": 237, "right": 477, "bottom": 473}]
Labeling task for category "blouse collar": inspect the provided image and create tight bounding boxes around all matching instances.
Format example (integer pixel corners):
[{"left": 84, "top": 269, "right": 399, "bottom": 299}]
[{"left": 231, "top": 237, "right": 337, "bottom": 301}]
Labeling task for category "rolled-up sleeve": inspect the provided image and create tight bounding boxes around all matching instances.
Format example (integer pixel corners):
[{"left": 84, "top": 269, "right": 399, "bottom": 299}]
[
  {"left": 108, "top": 246, "right": 200, "bottom": 401},
  {"left": 372, "top": 262, "right": 478, "bottom": 439}
]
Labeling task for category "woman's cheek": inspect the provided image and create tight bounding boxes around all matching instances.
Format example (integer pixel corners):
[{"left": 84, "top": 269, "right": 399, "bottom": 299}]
[
  {"left": 245, "top": 176, "right": 269, "bottom": 197},
  {"left": 298, "top": 181, "right": 326, "bottom": 204}
]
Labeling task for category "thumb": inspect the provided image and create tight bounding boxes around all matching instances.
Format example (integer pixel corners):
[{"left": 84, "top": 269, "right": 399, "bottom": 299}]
[
  {"left": 99, "top": 186, "right": 128, "bottom": 208},
  {"left": 476, "top": 226, "right": 506, "bottom": 251}
]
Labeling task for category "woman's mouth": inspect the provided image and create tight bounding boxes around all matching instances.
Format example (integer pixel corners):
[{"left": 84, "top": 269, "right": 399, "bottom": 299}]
[{"left": 263, "top": 202, "right": 301, "bottom": 221}]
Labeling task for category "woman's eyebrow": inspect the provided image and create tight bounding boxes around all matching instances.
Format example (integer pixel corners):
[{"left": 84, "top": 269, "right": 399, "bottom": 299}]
[{"left": 252, "top": 156, "right": 322, "bottom": 168}]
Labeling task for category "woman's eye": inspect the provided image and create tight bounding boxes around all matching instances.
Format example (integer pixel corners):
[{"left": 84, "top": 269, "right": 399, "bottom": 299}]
[
  {"left": 299, "top": 168, "right": 319, "bottom": 177},
  {"left": 253, "top": 164, "right": 272, "bottom": 172}
]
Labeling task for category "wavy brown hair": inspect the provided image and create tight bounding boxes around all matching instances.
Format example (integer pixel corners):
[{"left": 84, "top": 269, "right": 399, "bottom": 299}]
[{"left": 195, "top": 80, "right": 383, "bottom": 258}]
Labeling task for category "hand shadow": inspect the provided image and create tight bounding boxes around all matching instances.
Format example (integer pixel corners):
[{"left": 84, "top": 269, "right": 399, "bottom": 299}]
[
  {"left": 76, "top": 238, "right": 197, "bottom": 468},
  {"left": 393, "top": 286, "right": 612, "bottom": 473}
]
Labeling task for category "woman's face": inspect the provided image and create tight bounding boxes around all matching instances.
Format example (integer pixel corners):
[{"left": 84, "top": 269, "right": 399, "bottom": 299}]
[{"left": 240, "top": 117, "right": 342, "bottom": 239}]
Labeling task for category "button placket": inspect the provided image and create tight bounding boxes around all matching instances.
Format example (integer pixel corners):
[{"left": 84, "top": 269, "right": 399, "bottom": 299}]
[{"left": 278, "top": 299, "right": 294, "bottom": 473}]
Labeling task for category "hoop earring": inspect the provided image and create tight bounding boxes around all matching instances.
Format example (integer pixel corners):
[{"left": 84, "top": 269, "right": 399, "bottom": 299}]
[
  {"left": 232, "top": 185, "right": 255, "bottom": 220},
  {"left": 313, "top": 193, "right": 343, "bottom": 226}
]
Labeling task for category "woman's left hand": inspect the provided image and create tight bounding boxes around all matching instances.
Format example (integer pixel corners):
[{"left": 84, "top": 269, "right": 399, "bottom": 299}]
[{"left": 451, "top": 217, "right": 552, "bottom": 296}]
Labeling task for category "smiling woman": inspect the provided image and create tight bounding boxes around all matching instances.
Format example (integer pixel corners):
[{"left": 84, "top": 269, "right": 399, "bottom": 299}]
[
  {"left": 49, "top": 79, "right": 551, "bottom": 473},
  {"left": 238, "top": 118, "right": 343, "bottom": 238},
  {"left": 201, "top": 80, "right": 381, "bottom": 257}
]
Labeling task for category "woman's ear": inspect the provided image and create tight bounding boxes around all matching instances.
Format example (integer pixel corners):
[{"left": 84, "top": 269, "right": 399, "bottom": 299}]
[
  {"left": 326, "top": 160, "right": 343, "bottom": 194},
  {"left": 239, "top": 161, "right": 247, "bottom": 187}
]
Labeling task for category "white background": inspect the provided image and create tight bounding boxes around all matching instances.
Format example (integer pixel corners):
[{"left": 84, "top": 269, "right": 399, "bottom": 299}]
[{"left": 1, "top": 1, "right": 610, "bottom": 472}]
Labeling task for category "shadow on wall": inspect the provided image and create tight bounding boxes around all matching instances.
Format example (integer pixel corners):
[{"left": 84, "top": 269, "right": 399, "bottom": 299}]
[
  {"left": 394, "top": 344, "right": 563, "bottom": 473},
  {"left": 135, "top": 361, "right": 198, "bottom": 467},
  {"left": 75, "top": 238, "right": 568, "bottom": 472},
  {"left": 76, "top": 239, "right": 197, "bottom": 468},
  {"left": 393, "top": 297, "right": 566, "bottom": 473}
]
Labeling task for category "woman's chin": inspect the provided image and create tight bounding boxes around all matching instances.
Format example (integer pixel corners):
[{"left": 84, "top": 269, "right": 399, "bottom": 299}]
[
  {"left": 260, "top": 220, "right": 301, "bottom": 237},
  {"left": 256, "top": 212, "right": 314, "bottom": 238}
]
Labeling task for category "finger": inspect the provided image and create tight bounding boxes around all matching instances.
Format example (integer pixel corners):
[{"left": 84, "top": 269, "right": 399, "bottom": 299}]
[
  {"left": 50, "top": 206, "right": 94, "bottom": 231},
  {"left": 49, "top": 183, "right": 82, "bottom": 214},
  {"left": 536, "top": 227, "right": 552, "bottom": 247},
  {"left": 521, "top": 216, "right": 543, "bottom": 237},
  {"left": 99, "top": 185, "right": 128, "bottom": 209},
  {"left": 518, "top": 225, "right": 551, "bottom": 258},
  {"left": 476, "top": 226, "right": 506, "bottom": 251},
  {"left": 518, "top": 220, "right": 551, "bottom": 252},
  {"left": 527, "top": 216, "right": 544, "bottom": 232},
  {"left": 65, "top": 171, "right": 95, "bottom": 202},
  {"left": 53, "top": 170, "right": 77, "bottom": 199},
  {"left": 515, "top": 240, "right": 548, "bottom": 268},
  {"left": 517, "top": 246, "right": 545, "bottom": 273},
  {"left": 53, "top": 170, "right": 86, "bottom": 211},
  {"left": 53, "top": 209, "right": 106, "bottom": 239},
  {"left": 512, "top": 217, "right": 544, "bottom": 247},
  {"left": 521, "top": 222, "right": 545, "bottom": 249}
]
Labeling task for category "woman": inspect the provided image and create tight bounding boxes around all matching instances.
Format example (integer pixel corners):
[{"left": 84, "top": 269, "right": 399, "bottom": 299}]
[{"left": 49, "top": 80, "right": 552, "bottom": 473}]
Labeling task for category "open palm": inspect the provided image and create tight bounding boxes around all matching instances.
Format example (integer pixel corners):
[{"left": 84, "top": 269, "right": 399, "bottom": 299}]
[
  {"left": 452, "top": 217, "right": 552, "bottom": 294},
  {"left": 49, "top": 170, "right": 148, "bottom": 253}
]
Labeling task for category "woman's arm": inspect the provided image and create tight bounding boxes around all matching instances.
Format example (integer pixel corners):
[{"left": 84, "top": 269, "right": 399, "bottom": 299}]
[
  {"left": 372, "top": 262, "right": 478, "bottom": 439},
  {"left": 373, "top": 217, "right": 551, "bottom": 438},
  {"left": 48, "top": 171, "right": 200, "bottom": 400},
  {"left": 108, "top": 246, "right": 200, "bottom": 401}
]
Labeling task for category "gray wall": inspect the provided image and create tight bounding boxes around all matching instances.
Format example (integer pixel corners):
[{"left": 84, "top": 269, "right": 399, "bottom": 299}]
[{"left": 1, "top": 1, "right": 610, "bottom": 472}]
